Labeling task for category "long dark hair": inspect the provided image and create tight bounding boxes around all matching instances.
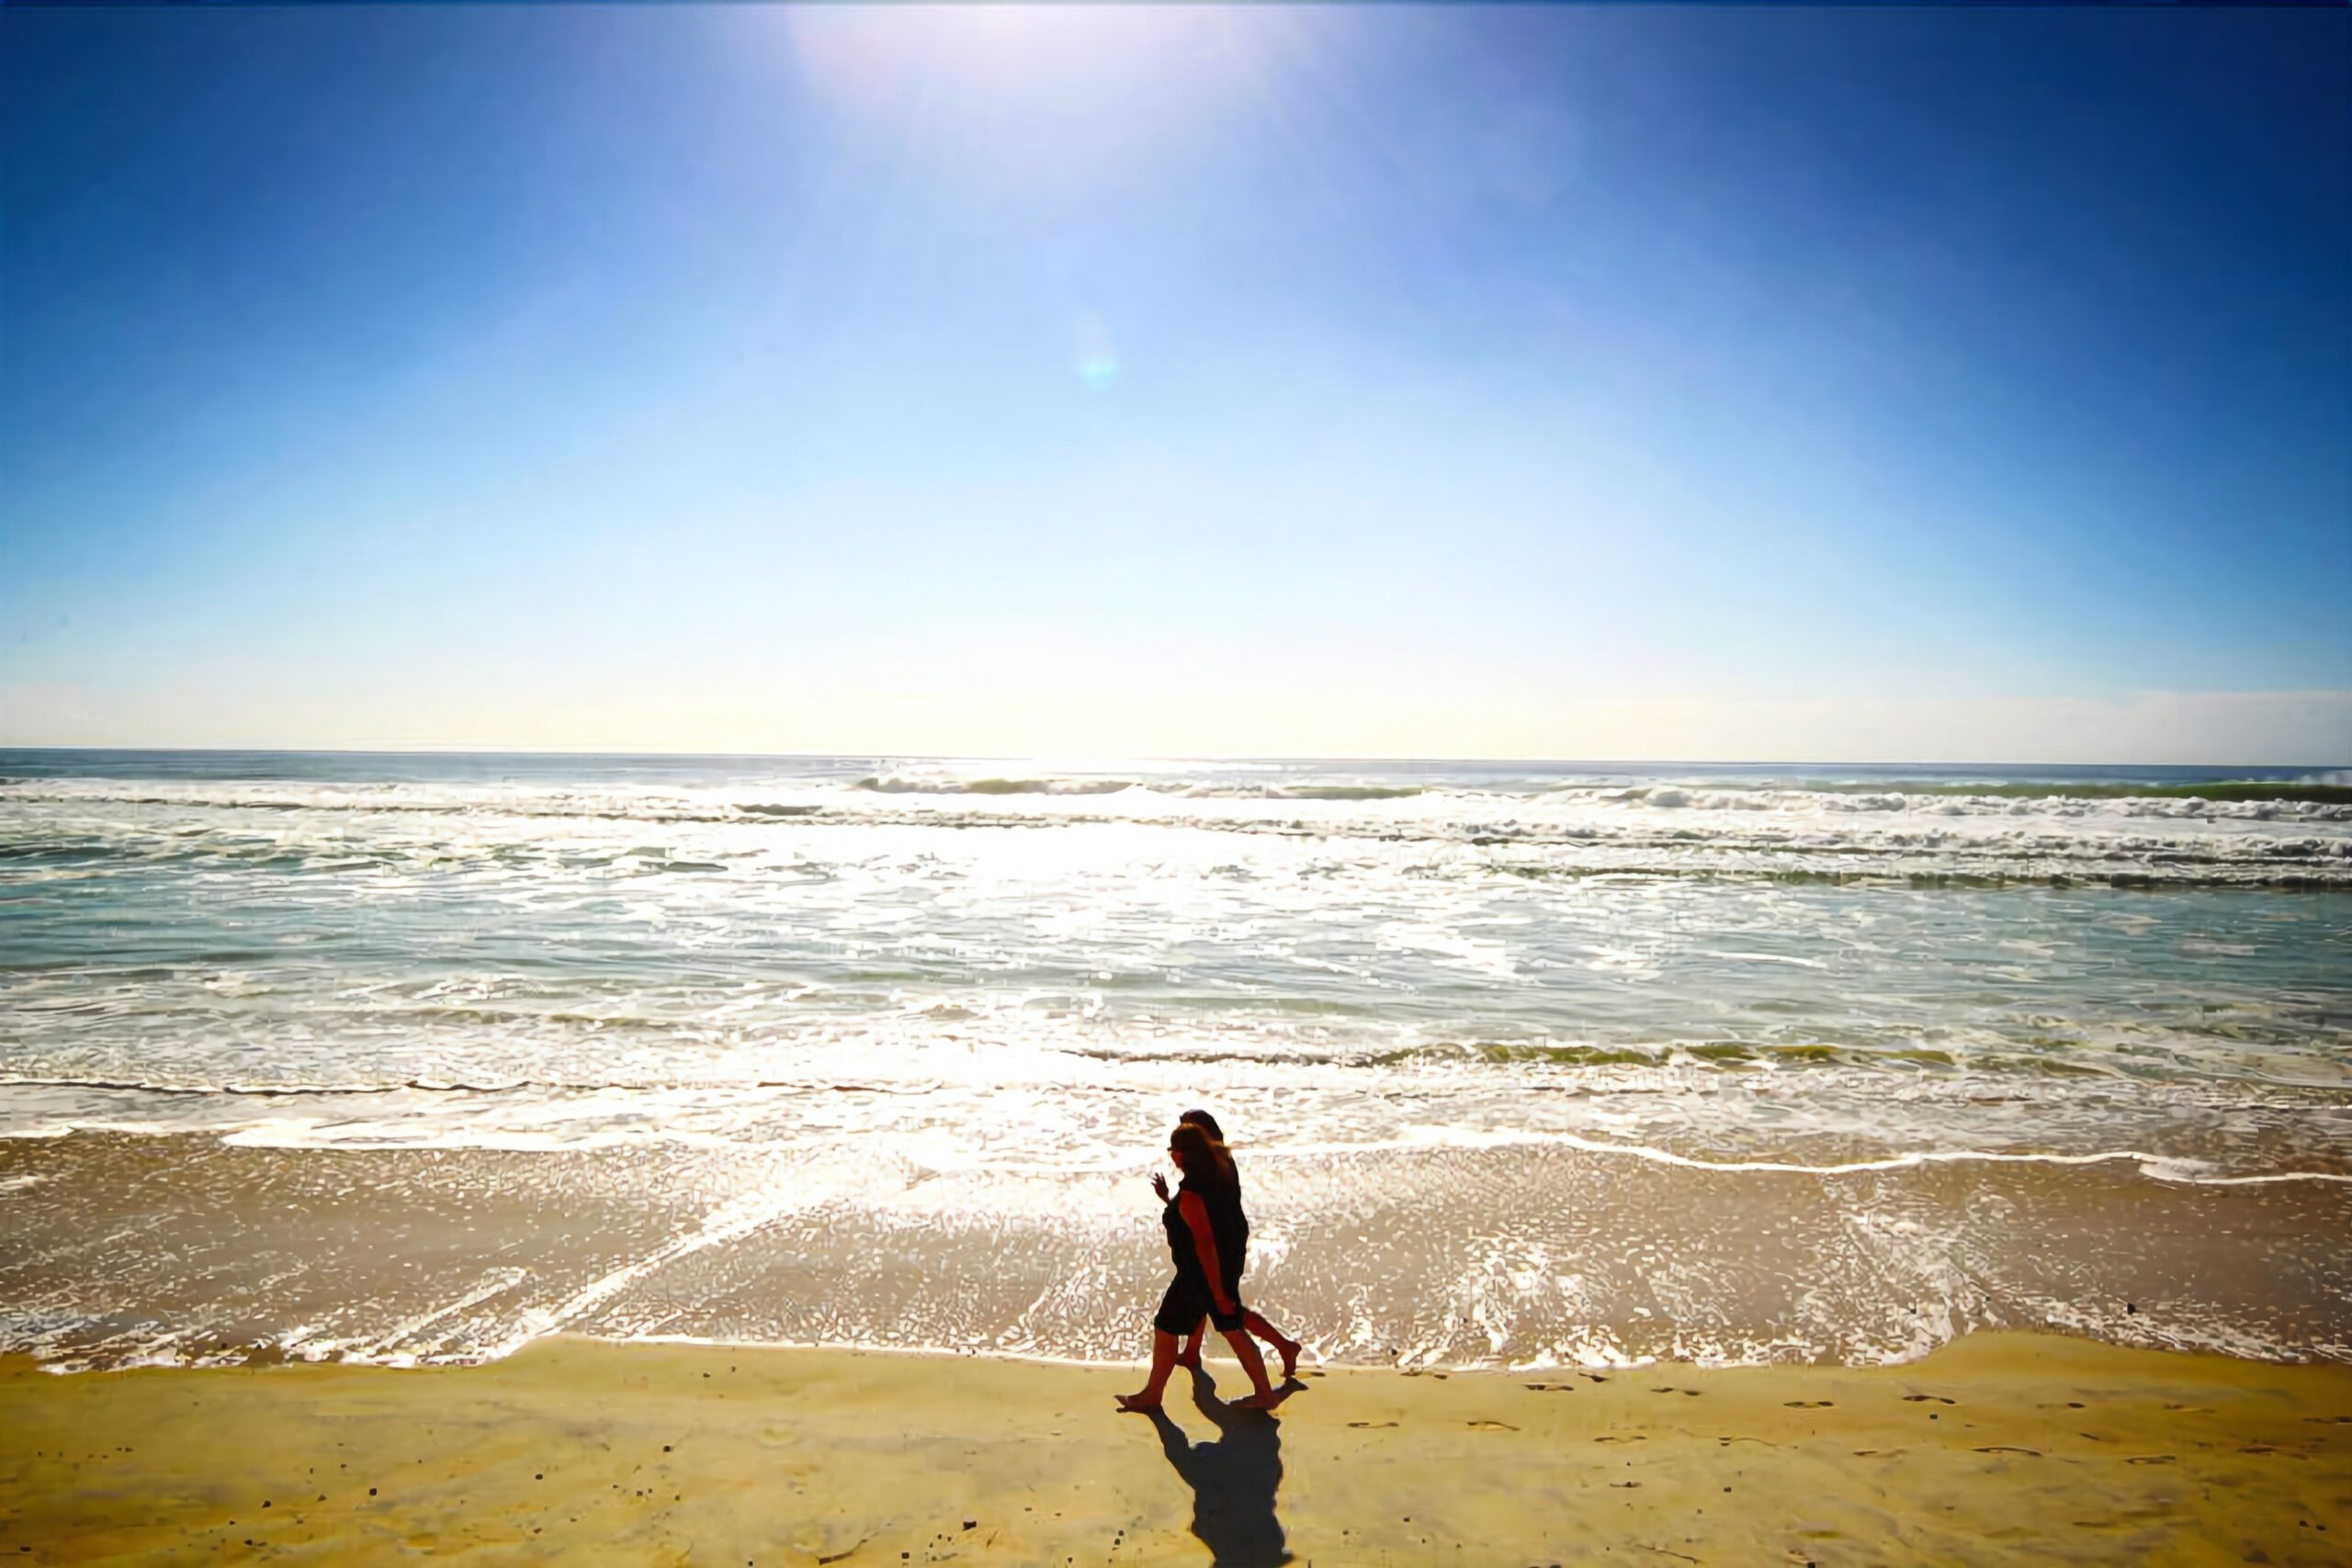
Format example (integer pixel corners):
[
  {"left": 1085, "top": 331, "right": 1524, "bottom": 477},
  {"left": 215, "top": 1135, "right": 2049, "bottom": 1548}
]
[
  {"left": 1169, "top": 1122, "right": 1237, "bottom": 1190},
  {"left": 1179, "top": 1108, "right": 1225, "bottom": 1142}
]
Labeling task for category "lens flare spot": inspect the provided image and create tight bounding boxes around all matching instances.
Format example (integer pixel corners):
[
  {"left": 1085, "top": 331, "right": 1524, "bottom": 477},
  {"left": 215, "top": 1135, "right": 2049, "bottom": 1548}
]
[{"left": 1072, "top": 311, "right": 1118, "bottom": 391}]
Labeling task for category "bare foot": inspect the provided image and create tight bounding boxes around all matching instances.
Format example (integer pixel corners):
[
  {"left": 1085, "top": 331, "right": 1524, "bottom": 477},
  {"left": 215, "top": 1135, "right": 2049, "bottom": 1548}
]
[
  {"left": 1114, "top": 1393, "right": 1163, "bottom": 1413},
  {"left": 1275, "top": 1337, "right": 1301, "bottom": 1380},
  {"left": 1238, "top": 1388, "right": 1285, "bottom": 1411}
]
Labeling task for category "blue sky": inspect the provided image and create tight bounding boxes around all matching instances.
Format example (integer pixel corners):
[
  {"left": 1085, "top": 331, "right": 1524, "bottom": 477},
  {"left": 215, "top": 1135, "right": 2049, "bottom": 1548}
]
[{"left": 3, "top": 5, "right": 2346, "bottom": 761}]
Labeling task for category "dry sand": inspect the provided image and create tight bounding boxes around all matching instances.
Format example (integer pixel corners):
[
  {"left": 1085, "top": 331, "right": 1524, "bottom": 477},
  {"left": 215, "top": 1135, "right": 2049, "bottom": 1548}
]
[{"left": 3, "top": 1332, "right": 2346, "bottom": 1565}]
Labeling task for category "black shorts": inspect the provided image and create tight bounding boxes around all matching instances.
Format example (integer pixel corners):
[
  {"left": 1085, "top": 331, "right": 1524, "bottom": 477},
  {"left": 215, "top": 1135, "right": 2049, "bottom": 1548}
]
[{"left": 1154, "top": 1275, "right": 1245, "bottom": 1336}]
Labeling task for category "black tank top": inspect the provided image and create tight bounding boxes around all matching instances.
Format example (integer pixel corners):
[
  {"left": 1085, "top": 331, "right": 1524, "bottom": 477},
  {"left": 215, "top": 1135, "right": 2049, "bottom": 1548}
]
[{"left": 1165, "top": 1173, "right": 1250, "bottom": 1290}]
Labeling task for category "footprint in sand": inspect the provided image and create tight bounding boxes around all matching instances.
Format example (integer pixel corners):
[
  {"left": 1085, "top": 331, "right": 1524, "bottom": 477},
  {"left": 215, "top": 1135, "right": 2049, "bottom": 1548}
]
[
  {"left": 1465, "top": 1420, "right": 1520, "bottom": 1431},
  {"left": 1593, "top": 1435, "right": 1646, "bottom": 1444},
  {"left": 1346, "top": 1421, "right": 1399, "bottom": 1429},
  {"left": 2125, "top": 1455, "right": 2177, "bottom": 1466},
  {"left": 1974, "top": 1446, "right": 2041, "bottom": 1457},
  {"left": 1522, "top": 1383, "right": 1577, "bottom": 1393},
  {"left": 1784, "top": 1400, "right": 1834, "bottom": 1409},
  {"left": 1902, "top": 1394, "right": 1957, "bottom": 1405}
]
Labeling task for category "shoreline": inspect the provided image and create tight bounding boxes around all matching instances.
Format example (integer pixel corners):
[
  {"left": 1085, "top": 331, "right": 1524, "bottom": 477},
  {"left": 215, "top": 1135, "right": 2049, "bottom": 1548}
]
[
  {"left": 5, "top": 1330, "right": 2346, "bottom": 1565},
  {"left": 18, "top": 1320, "right": 2352, "bottom": 1381},
  {"left": 12, "top": 1130, "right": 2350, "bottom": 1376}
]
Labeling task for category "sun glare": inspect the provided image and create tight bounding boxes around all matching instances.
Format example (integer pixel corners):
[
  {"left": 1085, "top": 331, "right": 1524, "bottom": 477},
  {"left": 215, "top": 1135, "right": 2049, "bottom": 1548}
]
[{"left": 779, "top": 4, "right": 1251, "bottom": 128}]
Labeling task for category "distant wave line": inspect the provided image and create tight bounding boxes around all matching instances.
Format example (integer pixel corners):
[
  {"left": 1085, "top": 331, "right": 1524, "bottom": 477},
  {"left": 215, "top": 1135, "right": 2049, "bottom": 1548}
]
[
  {"left": 7, "top": 779, "right": 2349, "bottom": 815},
  {"left": 854, "top": 774, "right": 1428, "bottom": 800},
  {"left": 4, "top": 805, "right": 2347, "bottom": 890}
]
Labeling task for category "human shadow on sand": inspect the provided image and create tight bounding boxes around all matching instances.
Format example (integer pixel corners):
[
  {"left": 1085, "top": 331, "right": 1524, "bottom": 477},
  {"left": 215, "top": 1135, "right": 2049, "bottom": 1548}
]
[{"left": 1141, "top": 1368, "right": 1294, "bottom": 1568}]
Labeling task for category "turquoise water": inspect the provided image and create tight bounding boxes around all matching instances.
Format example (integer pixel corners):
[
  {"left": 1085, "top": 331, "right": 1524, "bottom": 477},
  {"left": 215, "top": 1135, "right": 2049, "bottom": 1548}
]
[{"left": 3, "top": 751, "right": 2347, "bottom": 1370}]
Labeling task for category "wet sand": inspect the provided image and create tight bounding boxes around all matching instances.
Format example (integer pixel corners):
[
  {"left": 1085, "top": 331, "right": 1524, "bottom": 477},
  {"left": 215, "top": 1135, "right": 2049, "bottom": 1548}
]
[
  {"left": 3, "top": 1332, "right": 2346, "bottom": 1565},
  {"left": 12, "top": 1133, "right": 2351, "bottom": 1374}
]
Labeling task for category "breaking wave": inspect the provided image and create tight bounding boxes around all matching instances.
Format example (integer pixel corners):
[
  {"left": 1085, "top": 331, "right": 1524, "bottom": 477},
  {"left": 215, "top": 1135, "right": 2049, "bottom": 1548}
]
[{"left": 4, "top": 788, "right": 2348, "bottom": 887}]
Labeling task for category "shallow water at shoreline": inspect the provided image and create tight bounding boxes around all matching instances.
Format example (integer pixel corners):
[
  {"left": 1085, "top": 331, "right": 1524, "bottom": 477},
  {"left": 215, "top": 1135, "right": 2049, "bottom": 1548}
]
[
  {"left": 3, "top": 750, "right": 2347, "bottom": 1371},
  {"left": 6, "top": 1129, "right": 2347, "bottom": 1373}
]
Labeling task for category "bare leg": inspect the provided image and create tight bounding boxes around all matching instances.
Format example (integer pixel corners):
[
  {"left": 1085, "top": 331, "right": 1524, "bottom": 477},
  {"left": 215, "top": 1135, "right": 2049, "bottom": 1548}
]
[
  {"left": 1241, "top": 1310, "right": 1301, "bottom": 1379},
  {"left": 1222, "top": 1327, "right": 1280, "bottom": 1407},
  {"left": 1116, "top": 1331, "right": 1181, "bottom": 1412},
  {"left": 1176, "top": 1319, "right": 1204, "bottom": 1369}
]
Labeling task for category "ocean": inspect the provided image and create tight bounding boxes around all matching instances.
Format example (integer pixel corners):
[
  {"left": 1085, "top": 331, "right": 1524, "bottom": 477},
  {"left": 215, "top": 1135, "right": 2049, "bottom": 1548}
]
[{"left": 2, "top": 750, "right": 2346, "bottom": 1373}]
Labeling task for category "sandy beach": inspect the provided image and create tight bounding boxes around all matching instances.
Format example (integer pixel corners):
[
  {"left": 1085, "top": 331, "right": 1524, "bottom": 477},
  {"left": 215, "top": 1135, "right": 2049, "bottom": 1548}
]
[{"left": 4, "top": 1331, "right": 2346, "bottom": 1566}]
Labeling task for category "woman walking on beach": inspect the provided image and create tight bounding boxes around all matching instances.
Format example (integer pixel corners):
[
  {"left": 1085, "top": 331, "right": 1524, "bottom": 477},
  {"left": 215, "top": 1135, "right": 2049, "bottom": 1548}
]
[
  {"left": 1171, "top": 1110, "right": 1303, "bottom": 1381},
  {"left": 1117, "top": 1122, "right": 1283, "bottom": 1413}
]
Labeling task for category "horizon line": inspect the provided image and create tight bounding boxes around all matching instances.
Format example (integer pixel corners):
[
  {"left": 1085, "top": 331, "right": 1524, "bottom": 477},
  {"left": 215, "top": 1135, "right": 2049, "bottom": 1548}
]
[{"left": 1, "top": 744, "right": 2344, "bottom": 773}]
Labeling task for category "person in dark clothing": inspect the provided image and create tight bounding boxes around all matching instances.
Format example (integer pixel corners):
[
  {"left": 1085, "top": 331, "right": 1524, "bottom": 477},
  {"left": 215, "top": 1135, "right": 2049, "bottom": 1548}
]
[
  {"left": 1116, "top": 1122, "right": 1283, "bottom": 1413},
  {"left": 1172, "top": 1110, "right": 1304, "bottom": 1380}
]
